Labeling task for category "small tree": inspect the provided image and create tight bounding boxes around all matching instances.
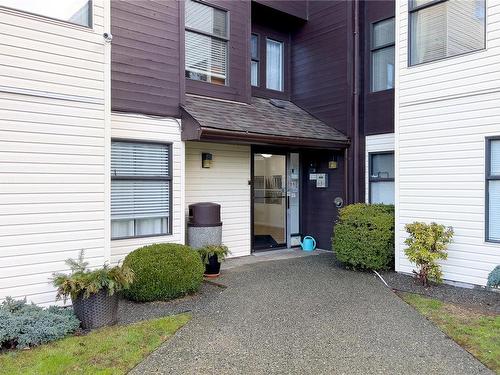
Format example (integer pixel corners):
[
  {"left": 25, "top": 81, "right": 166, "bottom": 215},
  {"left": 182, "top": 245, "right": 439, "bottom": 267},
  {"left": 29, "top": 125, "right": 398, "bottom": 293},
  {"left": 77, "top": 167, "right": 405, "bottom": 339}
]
[
  {"left": 404, "top": 222, "right": 453, "bottom": 286},
  {"left": 487, "top": 265, "right": 500, "bottom": 289}
]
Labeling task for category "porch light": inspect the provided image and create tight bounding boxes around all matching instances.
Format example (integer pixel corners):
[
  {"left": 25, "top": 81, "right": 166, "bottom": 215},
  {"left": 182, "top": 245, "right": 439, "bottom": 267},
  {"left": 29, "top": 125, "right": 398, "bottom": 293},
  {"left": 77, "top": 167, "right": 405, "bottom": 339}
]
[
  {"left": 202, "top": 152, "right": 213, "bottom": 168},
  {"left": 329, "top": 154, "right": 338, "bottom": 169}
]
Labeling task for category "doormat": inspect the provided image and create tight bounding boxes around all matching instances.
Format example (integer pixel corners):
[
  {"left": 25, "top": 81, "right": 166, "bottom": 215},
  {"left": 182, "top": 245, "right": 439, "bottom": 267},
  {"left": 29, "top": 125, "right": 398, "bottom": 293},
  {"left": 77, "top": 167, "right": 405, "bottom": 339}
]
[{"left": 254, "top": 235, "right": 279, "bottom": 249}]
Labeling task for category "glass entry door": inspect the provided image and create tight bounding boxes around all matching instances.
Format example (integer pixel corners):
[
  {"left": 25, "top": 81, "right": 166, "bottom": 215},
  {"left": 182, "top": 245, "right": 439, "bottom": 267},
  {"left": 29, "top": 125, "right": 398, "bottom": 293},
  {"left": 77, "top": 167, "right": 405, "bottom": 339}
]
[{"left": 253, "top": 153, "right": 287, "bottom": 250}]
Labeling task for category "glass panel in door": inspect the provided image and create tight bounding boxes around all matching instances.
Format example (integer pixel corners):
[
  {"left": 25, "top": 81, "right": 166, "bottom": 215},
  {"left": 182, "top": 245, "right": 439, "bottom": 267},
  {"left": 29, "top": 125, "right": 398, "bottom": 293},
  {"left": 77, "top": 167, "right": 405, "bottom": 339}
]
[{"left": 253, "top": 153, "right": 286, "bottom": 250}]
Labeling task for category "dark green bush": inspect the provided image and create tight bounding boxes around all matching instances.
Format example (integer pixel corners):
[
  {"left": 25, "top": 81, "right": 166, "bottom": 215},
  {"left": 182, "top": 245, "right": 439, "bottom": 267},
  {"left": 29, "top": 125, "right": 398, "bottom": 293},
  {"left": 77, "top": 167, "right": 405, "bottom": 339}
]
[
  {"left": 123, "top": 243, "right": 204, "bottom": 302},
  {"left": 0, "top": 297, "right": 80, "bottom": 349},
  {"left": 333, "top": 203, "right": 395, "bottom": 270}
]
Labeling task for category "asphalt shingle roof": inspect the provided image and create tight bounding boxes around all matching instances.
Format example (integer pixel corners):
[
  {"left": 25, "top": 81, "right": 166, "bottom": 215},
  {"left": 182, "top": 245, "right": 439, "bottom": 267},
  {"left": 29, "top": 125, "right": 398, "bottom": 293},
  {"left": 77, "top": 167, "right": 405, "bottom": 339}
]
[{"left": 182, "top": 95, "right": 349, "bottom": 143}]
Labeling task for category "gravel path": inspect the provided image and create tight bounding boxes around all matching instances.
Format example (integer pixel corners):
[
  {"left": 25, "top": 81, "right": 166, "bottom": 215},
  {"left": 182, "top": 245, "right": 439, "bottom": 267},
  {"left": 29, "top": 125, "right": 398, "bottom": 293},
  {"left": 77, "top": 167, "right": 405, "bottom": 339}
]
[{"left": 131, "top": 252, "right": 492, "bottom": 375}]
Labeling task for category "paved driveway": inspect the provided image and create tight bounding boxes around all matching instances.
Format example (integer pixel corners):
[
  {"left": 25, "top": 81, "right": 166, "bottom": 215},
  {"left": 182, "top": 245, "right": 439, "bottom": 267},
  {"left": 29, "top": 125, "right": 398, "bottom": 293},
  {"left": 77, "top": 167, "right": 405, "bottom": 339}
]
[{"left": 132, "top": 253, "right": 492, "bottom": 375}]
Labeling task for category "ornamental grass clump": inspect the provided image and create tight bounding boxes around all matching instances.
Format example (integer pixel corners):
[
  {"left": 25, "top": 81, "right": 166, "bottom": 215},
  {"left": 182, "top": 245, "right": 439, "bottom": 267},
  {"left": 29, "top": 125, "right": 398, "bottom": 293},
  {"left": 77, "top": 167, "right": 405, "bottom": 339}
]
[
  {"left": 404, "top": 222, "right": 453, "bottom": 286},
  {"left": 0, "top": 297, "right": 80, "bottom": 349}
]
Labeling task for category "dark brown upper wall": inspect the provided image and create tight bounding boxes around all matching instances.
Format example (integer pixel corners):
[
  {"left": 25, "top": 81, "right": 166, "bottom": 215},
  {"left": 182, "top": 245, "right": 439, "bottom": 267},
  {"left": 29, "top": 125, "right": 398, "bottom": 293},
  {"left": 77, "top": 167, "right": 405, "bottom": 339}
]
[
  {"left": 111, "top": 0, "right": 182, "bottom": 117},
  {"left": 253, "top": 0, "right": 308, "bottom": 20},
  {"left": 361, "top": 0, "right": 395, "bottom": 136},
  {"left": 185, "top": 0, "right": 251, "bottom": 104}
]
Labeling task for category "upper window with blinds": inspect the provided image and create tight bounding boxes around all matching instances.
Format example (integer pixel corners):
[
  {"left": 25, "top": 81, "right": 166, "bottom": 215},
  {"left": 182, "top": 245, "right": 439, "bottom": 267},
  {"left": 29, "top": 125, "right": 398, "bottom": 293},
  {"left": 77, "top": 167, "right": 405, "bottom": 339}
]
[
  {"left": 409, "top": 0, "right": 486, "bottom": 66},
  {"left": 487, "top": 138, "right": 500, "bottom": 242},
  {"left": 185, "top": 0, "right": 228, "bottom": 85},
  {"left": 111, "top": 141, "right": 171, "bottom": 240}
]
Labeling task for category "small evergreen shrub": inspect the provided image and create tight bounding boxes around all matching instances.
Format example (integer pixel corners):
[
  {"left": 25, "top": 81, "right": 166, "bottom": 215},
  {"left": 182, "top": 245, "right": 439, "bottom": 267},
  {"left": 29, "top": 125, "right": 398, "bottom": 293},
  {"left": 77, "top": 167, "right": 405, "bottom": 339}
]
[
  {"left": 333, "top": 204, "right": 395, "bottom": 270},
  {"left": 487, "top": 265, "right": 500, "bottom": 289},
  {"left": 52, "top": 250, "right": 134, "bottom": 302},
  {"left": 404, "top": 222, "right": 453, "bottom": 286},
  {"left": 123, "top": 243, "right": 204, "bottom": 302},
  {"left": 0, "top": 297, "right": 79, "bottom": 349}
]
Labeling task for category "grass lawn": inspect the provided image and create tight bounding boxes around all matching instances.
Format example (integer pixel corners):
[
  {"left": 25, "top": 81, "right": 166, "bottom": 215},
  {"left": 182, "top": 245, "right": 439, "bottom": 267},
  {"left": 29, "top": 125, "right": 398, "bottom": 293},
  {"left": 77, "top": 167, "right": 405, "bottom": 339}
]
[
  {"left": 0, "top": 313, "right": 190, "bottom": 375},
  {"left": 400, "top": 292, "right": 500, "bottom": 374}
]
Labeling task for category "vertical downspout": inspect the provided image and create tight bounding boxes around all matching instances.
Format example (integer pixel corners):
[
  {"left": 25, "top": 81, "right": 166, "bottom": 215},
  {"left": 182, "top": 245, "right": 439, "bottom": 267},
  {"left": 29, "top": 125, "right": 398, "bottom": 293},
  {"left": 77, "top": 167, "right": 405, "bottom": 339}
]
[{"left": 352, "top": 0, "right": 360, "bottom": 203}]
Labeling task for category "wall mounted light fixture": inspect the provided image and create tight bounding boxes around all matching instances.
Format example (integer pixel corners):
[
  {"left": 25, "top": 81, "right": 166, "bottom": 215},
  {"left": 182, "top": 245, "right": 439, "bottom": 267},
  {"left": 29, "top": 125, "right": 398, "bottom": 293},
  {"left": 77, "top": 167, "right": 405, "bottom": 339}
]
[{"left": 202, "top": 152, "right": 213, "bottom": 168}]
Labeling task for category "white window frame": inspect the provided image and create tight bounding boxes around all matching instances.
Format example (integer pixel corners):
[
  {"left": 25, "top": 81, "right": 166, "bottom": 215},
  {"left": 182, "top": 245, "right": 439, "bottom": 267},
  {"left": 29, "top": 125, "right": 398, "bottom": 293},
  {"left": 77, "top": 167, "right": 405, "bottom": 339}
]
[
  {"left": 111, "top": 140, "right": 172, "bottom": 240},
  {"left": 486, "top": 137, "right": 500, "bottom": 243}
]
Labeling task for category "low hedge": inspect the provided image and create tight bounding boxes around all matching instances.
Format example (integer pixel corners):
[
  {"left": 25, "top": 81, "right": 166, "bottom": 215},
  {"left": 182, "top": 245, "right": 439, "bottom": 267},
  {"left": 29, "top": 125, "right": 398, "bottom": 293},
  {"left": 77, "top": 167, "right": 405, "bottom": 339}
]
[
  {"left": 122, "top": 243, "right": 204, "bottom": 302},
  {"left": 333, "top": 203, "right": 395, "bottom": 270}
]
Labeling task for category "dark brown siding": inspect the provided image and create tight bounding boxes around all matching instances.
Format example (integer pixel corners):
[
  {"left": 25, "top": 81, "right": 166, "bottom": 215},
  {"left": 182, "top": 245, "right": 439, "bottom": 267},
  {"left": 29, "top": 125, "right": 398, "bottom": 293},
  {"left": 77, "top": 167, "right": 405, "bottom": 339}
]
[
  {"left": 253, "top": 0, "right": 308, "bottom": 20},
  {"left": 111, "top": 0, "right": 182, "bottom": 117},
  {"left": 301, "top": 150, "right": 345, "bottom": 250},
  {"left": 358, "top": 0, "right": 395, "bottom": 202},
  {"left": 185, "top": 0, "right": 251, "bottom": 103},
  {"left": 291, "top": 1, "right": 351, "bottom": 135},
  {"left": 361, "top": 0, "right": 395, "bottom": 136}
]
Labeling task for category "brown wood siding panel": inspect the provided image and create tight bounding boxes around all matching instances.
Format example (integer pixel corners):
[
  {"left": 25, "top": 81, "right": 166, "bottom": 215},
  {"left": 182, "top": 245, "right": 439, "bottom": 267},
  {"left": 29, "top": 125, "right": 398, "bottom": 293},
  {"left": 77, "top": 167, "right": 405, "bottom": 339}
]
[
  {"left": 111, "top": 0, "right": 181, "bottom": 117},
  {"left": 361, "top": 0, "right": 395, "bottom": 136},
  {"left": 185, "top": 0, "right": 251, "bottom": 103},
  {"left": 253, "top": 0, "right": 308, "bottom": 20},
  {"left": 291, "top": 1, "right": 350, "bottom": 134}
]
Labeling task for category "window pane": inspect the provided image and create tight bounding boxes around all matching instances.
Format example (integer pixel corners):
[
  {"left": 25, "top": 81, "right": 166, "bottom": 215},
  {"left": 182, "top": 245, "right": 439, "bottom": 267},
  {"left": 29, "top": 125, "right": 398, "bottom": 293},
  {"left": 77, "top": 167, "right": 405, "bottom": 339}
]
[
  {"left": 371, "top": 153, "right": 394, "bottom": 179},
  {"left": 185, "top": 31, "right": 227, "bottom": 85},
  {"left": 185, "top": 0, "right": 227, "bottom": 38},
  {"left": 251, "top": 61, "right": 259, "bottom": 86},
  {"left": 136, "top": 218, "right": 168, "bottom": 237},
  {"left": 371, "top": 181, "right": 395, "bottom": 204},
  {"left": 410, "top": 2, "right": 447, "bottom": 65},
  {"left": 491, "top": 140, "right": 500, "bottom": 176},
  {"left": 489, "top": 181, "right": 500, "bottom": 241},
  {"left": 372, "top": 46, "right": 395, "bottom": 91},
  {"left": 251, "top": 34, "right": 259, "bottom": 60},
  {"left": 410, "top": 0, "right": 485, "bottom": 65},
  {"left": 373, "top": 18, "right": 395, "bottom": 48},
  {"left": 111, "top": 220, "right": 134, "bottom": 239},
  {"left": 266, "top": 39, "right": 284, "bottom": 91},
  {"left": 0, "top": 0, "right": 91, "bottom": 27}
]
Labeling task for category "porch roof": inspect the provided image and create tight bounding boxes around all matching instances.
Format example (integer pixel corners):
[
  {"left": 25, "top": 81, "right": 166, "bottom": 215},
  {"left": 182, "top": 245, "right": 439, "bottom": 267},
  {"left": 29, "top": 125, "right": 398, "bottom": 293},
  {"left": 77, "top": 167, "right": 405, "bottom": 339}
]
[{"left": 181, "top": 95, "right": 350, "bottom": 149}]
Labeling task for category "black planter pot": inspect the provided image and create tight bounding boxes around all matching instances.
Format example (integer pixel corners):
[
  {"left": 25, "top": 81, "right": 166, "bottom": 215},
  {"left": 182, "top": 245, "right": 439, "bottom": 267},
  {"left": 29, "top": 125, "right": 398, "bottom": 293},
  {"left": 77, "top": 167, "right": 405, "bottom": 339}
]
[
  {"left": 204, "top": 254, "right": 221, "bottom": 277},
  {"left": 71, "top": 289, "right": 119, "bottom": 330}
]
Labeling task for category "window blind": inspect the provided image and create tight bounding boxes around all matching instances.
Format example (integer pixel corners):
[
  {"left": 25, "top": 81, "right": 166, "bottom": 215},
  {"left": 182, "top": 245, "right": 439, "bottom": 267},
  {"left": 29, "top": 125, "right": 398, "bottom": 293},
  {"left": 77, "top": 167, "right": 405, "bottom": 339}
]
[
  {"left": 111, "top": 141, "right": 171, "bottom": 239},
  {"left": 266, "top": 39, "right": 284, "bottom": 91},
  {"left": 185, "top": 0, "right": 227, "bottom": 38},
  {"left": 185, "top": 31, "right": 227, "bottom": 82}
]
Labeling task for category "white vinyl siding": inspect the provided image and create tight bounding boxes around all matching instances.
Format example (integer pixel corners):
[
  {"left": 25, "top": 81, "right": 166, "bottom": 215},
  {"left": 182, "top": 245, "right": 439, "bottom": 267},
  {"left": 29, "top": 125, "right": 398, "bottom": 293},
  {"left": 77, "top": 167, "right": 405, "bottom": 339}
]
[
  {"left": 395, "top": 1, "right": 500, "bottom": 286},
  {"left": 186, "top": 142, "right": 251, "bottom": 257},
  {"left": 0, "top": 0, "right": 107, "bottom": 306},
  {"left": 365, "top": 133, "right": 395, "bottom": 203},
  {"left": 110, "top": 113, "right": 185, "bottom": 264}
]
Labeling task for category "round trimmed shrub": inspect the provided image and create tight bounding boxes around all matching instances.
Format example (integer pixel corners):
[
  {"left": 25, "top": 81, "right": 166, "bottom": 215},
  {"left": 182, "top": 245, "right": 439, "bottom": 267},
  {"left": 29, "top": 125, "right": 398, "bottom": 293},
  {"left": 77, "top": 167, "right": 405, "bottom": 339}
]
[
  {"left": 333, "top": 203, "right": 394, "bottom": 271},
  {"left": 123, "top": 243, "right": 204, "bottom": 302}
]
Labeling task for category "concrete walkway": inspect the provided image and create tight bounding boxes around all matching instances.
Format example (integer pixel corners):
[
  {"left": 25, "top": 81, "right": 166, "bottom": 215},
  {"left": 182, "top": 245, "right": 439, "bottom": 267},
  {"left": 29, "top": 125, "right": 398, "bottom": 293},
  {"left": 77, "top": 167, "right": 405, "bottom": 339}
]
[{"left": 132, "top": 252, "right": 492, "bottom": 375}]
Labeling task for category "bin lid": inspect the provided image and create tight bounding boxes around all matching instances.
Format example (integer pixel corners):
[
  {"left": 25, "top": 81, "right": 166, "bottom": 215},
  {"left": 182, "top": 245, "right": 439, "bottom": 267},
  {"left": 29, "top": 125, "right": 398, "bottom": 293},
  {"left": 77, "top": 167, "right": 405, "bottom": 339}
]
[{"left": 188, "top": 202, "right": 222, "bottom": 226}]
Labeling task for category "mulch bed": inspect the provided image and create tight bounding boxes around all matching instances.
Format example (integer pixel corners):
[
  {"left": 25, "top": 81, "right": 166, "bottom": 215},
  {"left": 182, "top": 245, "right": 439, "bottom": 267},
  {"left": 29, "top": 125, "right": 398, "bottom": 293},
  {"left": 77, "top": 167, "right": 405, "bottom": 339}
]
[{"left": 381, "top": 271, "right": 500, "bottom": 314}]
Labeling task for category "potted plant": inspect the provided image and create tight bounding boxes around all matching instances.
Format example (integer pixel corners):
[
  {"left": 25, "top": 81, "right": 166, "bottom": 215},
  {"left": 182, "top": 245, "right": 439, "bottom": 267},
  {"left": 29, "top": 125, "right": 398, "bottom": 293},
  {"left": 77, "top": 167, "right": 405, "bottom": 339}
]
[
  {"left": 197, "top": 245, "right": 230, "bottom": 277},
  {"left": 52, "top": 251, "right": 134, "bottom": 330}
]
